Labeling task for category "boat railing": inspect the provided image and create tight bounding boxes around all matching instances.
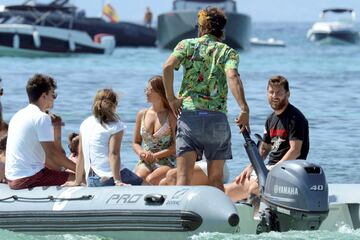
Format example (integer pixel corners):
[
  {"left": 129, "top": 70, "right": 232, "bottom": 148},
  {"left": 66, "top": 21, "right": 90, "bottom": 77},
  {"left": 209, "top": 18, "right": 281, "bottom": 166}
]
[
  {"left": 172, "top": 0, "right": 237, "bottom": 12},
  {"left": 32, "top": 9, "right": 74, "bottom": 29}
]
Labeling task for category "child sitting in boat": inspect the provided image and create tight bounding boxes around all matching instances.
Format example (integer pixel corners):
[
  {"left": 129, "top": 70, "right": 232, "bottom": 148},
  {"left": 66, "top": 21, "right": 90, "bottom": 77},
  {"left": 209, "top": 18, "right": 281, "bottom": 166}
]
[
  {"left": 133, "top": 75, "right": 176, "bottom": 185},
  {"left": 66, "top": 88, "right": 143, "bottom": 187},
  {"left": 0, "top": 134, "right": 7, "bottom": 183},
  {"left": 67, "top": 132, "right": 79, "bottom": 163},
  {"left": 0, "top": 78, "right": 8, "bottom": 138}
]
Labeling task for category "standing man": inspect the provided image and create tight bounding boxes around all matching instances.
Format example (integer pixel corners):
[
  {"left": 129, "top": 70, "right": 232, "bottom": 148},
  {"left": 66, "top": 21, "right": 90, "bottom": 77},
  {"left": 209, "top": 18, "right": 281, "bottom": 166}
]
[
  {"left": 5, "top": 74, "right": 76, "bottom": 190},
  {"left": 162, "top": 7, "right": 250, "bottom": 191},
  {"left": 144, "top": 7, "right": 153, "bottom": 28},
  {"left": 226, "top": 75, "right": 309, "bottom": 201}
]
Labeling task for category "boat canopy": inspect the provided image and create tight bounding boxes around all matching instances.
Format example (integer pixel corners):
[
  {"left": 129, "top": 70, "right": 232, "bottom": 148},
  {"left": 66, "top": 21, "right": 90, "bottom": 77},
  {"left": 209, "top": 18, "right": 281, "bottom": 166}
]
[
  {"left": 322, "top": 8, "right": 354, "bottom": 14},
  {"left": 5, "top": 5, "right": 76, "bottom": 14},
  {"left": 180, "top": 0, "right": 231, "bottom": 2},
  {"left": 319, "top": 8, "right": 356, "bottom": 21},
  {"left": 5, "top": 0, "right": 76, "bottom": 14}
]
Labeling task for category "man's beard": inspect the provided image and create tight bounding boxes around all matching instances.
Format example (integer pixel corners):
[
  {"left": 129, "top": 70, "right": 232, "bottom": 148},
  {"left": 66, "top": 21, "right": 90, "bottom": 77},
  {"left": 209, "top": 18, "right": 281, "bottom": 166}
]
[{"left": 270, "top": 98, "right": 287, "bottom": 111}]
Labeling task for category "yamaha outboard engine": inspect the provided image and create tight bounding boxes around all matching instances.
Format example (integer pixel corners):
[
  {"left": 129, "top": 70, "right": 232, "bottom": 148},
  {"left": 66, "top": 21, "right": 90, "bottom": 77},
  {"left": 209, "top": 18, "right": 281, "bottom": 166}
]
[{"left": 241, "top": 129, "right": 329, "bottom": 233}]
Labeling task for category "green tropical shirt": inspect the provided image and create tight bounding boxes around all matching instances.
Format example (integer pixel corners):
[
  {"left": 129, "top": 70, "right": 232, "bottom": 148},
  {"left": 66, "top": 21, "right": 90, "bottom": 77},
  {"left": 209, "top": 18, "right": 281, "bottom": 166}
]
[{"left": 172, "top": 34, "right": 239, "bottom": 113}]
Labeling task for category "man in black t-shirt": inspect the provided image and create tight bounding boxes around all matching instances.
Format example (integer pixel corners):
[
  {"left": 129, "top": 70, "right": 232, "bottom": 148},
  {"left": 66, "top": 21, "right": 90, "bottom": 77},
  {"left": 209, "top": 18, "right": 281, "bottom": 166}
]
[{"left": 225, "top": 75, "right": 309, "bottom": 202}]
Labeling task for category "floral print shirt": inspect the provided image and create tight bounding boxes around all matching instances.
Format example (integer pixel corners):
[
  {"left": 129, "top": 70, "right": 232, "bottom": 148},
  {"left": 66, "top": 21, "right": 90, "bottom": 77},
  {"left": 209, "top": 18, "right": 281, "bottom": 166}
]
[{"left": 172, "top": 34, "right": 239, "bottom": 113}]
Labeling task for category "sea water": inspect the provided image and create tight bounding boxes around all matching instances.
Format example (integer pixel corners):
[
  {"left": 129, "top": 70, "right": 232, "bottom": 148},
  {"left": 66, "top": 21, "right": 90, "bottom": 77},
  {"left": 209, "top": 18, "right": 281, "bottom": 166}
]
[{"left": 0, "top": 22, "right": 359, "bottom": 239}]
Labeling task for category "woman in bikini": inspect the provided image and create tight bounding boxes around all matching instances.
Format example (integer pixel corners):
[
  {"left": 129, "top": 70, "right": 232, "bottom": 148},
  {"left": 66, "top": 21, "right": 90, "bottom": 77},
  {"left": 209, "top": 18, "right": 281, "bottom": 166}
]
[{"left": 133, "top": 75, "right": 176, "bottom": 185}]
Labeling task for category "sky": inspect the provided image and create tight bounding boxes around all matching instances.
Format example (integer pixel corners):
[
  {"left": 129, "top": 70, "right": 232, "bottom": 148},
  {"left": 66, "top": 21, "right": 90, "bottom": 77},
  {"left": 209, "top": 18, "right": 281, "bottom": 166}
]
[{"left": 1, "top": 0, "right": 360, "bottom": 23}]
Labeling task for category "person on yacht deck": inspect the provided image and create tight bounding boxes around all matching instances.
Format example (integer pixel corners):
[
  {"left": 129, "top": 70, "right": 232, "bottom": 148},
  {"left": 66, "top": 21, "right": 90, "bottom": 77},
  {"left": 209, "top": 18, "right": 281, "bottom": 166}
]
[
  {"left": 133, "top": 75, "right": 176, "bottom": 185},
  {"left": 5, "top": 74, "right": 76, "bottom": 190}
]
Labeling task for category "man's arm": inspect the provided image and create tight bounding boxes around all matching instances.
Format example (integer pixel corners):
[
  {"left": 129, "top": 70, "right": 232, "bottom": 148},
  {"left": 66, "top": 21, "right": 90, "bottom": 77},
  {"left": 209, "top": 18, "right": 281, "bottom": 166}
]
[
  {"left": 277, "top": 140, "right": 303, "bottom": 164},
  {"left": 163, "top": 55, "right": 178, "bottom": 100},
  {"left": 41, "top": 142, "right": 76, "bottom": 172},
  {"left": 226, "top": 69, "right": 250, "bottom": 131},
  {"left": 109, "top": 131, "right": 123, "bottom": 184},
  {"left": 259, "top": 141, "right": 271, "bottom": 160},
  {"left": 74, "top": 134, "right": 84, "bottom": 185},
  {"left": 163, "top": 55, "right": 182, "bottom": 117}
]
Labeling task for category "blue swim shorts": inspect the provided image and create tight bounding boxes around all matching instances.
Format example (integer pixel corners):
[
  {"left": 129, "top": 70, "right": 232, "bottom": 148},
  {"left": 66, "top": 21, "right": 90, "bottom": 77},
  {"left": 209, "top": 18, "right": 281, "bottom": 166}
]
[
  {"left": 176, "top": 110, "right": 232, "bottom": 161},
  {"left": 87, "top": 168, "right": 143, "bottom": 187}
]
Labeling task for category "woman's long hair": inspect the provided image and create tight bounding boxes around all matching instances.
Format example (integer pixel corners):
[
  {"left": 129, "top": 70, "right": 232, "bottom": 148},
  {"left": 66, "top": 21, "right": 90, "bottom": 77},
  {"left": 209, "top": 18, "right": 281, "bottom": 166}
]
[
  {"left": 92, "top": 88, "right": 119, "bottom": 125},
  {"left": 148, "top": 75, "right": 170, "bottom": 110}
]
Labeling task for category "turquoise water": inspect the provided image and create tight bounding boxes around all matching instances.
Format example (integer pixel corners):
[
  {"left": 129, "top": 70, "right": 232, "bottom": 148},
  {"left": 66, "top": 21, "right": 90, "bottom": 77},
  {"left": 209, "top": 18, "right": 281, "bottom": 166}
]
[{"left": 0, "top": 22, "right": 359, "bottom": 239}]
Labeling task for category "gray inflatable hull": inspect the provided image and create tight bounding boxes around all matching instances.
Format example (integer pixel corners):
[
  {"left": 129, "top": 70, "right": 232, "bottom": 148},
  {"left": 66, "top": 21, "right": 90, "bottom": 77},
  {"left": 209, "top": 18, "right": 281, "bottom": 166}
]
[
  {"left": 157, "top": 11, "right": 251, "bottom": 50},
  {"left": 0, "top": 185, "right": 238, "bottom": 239}
]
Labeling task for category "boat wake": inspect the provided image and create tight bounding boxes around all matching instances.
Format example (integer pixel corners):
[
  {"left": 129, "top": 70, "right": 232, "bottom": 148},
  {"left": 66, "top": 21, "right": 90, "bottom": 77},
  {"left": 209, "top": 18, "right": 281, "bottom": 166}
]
[{"left": 190, "top": 228, "right": 360, "bottom": 240}]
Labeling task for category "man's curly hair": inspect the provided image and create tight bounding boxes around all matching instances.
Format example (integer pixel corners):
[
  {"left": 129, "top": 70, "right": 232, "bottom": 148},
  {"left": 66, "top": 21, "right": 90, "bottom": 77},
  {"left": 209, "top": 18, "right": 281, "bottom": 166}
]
[{"left": 197, "top": 7, "right": 227, "bottom": 38}]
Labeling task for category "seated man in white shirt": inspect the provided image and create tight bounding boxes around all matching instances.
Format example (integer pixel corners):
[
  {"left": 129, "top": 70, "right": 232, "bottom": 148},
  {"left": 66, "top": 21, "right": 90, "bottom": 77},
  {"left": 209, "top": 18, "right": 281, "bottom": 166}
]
[{"left": 5, "top": 74, "right": 76, "bottom": 190}]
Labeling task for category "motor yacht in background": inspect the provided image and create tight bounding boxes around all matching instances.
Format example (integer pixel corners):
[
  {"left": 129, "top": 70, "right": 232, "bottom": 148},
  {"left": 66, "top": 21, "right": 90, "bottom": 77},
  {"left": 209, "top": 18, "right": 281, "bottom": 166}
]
[
  {"left": 307, "top": 8, "right": 360, "bottom": 44},
  {"left": 0, "top": 0, "right": 156, "bottom": 48},
  {"left": 0, "top": 23, "right": 115, "bottom": 56},
  {"left": 157, "top": 0, "right": 251, "bottom": 50}
]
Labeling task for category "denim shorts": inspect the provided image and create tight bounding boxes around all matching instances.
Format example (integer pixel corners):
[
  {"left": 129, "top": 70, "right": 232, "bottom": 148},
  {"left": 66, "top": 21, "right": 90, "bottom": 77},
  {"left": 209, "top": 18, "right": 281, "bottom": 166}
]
[
  {"left": 87, "top": 168, "right": 143, "bottom": 187},
  {"left": 176, "top": 110, "right": 232, "bottom": 161}
]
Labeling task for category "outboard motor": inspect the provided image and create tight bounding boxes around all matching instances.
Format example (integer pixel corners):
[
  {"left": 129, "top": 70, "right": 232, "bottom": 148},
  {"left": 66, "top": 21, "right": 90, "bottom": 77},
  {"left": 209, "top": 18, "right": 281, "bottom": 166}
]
[{"left": 241, "top": 129, "right": 329, "bottom": 233}]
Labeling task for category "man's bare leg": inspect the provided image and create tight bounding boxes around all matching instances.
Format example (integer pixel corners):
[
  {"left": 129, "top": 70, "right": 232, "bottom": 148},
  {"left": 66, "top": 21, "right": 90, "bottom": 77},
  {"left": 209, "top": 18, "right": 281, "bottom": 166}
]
[
  {"left": 176, "top": 151, "right": 197, "bottom": 185},
  {"left": 207, "top": 160, "right": 225, "bottom": 191}
]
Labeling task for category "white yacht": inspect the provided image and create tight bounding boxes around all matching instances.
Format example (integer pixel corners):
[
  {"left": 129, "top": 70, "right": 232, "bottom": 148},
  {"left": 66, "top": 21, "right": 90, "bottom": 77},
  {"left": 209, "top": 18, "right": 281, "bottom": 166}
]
[
  {"left": 0, "top": 23, "right": 116, "bottom": 56},
  {"left": 307, "top": 8, "right": 360, "bottom": 44}
]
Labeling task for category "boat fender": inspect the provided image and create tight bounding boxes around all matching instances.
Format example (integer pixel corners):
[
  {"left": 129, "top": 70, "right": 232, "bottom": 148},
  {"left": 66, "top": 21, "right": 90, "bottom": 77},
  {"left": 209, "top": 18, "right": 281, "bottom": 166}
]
[
  {"left": 144, "top": 194, "right": 166, "bottom": 205},
  {"left": 13, "top": 34, "right": 20, "bottom": 49},
  {"left": 32, "top": 31, "right": 41, "bottom": 48},
  {"left": 93, "top": 33, "right": 110, "bottom": 44},
  {"left": 93, "top": 34, "right": 115, "bottom": 55},
  {"left": 68, "top": 34, "right": 76, "bottom": 51}
]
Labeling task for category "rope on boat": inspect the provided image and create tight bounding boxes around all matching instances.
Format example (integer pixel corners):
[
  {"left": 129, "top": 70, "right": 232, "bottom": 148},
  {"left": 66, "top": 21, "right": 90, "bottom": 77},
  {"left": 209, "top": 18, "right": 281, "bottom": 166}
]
[{"left": 0, "top": 195, "right": 93, "bottom": 202}]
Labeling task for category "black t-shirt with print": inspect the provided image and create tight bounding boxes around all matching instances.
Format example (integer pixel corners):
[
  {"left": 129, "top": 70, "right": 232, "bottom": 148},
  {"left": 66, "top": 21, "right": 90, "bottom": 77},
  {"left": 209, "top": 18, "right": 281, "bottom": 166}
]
[{"left": 263, "top": 103, "right": 309, "bottom": 165}]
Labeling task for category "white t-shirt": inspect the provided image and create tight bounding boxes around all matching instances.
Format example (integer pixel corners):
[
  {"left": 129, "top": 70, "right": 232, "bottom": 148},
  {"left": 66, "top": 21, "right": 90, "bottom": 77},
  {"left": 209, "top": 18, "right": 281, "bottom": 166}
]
[
  {"left": 5, "top": 104, "right": 54, "bottom": 180},
  {"left": 80, "top": 116, "right": 126, "bottom": 179}
]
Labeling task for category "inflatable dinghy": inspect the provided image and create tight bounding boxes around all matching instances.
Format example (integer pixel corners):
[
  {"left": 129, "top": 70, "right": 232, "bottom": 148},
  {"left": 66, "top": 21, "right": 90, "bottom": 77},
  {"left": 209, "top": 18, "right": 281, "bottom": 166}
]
[
  {"left": 0, "top": 184, "right": 239, "bottom": 239},
  {"left": 0, "top": 130, "right": 359, "bottom": 237}
]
